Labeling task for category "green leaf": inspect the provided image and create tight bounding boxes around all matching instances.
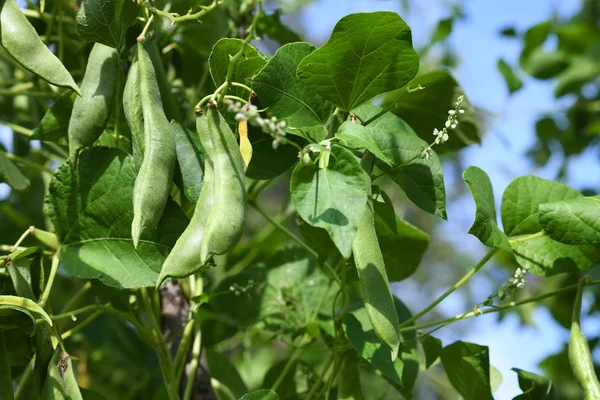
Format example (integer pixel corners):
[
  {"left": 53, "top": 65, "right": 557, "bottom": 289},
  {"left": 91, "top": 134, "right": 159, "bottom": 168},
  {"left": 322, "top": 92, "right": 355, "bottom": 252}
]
[
  {"left": 45, "top": 147, "right": 188, "bottom": 288},
  {"left": 372, "top": 187, "right": 429, "bottom": 281},
  {"left": 291, "top": 145, "right": 368, "bottom": 259},
  {"left": 520, "top": 49, "right": 569, "bottom": 80},
  {"left": 0, "top": 331, "right": 13, "bottom": 400},
  {"left": 31, "top": 91, "right": 75, "bottom": 144},
  {"left": 178, "top": 6, "right": 229, "bottom": 56},
  {"left": 432, "top": 18, "right": 453, "bottom": 42},
  {"left": 0, "top": 0, "right": 80, "bottom": 94},
  {"left": 41, "top": 349, "right": 83, "bottom": 400},
  {"left": 239, "top": 389, "right": 279, "bottom": 400},
  {"left": 7, "top": 247, "right": 42, "bottom": 301},
  {"left": 342, "top": 313, "right": 404, "bottom": 387},
  {"left": 420, "top": 335, "right": 442, "bottom": 368},
  {"left": 297, "top": 12, "right": 419, "bottom": 111},
  {"left": 256, "top": 10, "right": 302, "bottom": 45},
  {"left": 76, "top": 0, "right": 138, "bottom": 49},
  {"left": 0, "top": 151, "right": 30, "bottom": 191},
  {"left": 463, "top": 166, "right": 511, "bottom": 251},
  {"left": 539, "top": 196, "right": 600, "bottom": 245},
  {"left": 512, "top": 368, "right": 556, "bottom": 400},
  {"left": 209, "top": 39, "right": 266, "bottom": 99},
  {"left": 336, "top": 121, "right": 394, "bottom": 166},
  {"left": 170, "top": 120, "right": 204, "bottom": 203},
  {"left": 554, "top": 56, "right": 599, "bottom": 97},
  {"left": 338, "top": 351, "right": 364, "bottom": 400},
  {"left": 252, "top": 42, "right": 333, "bottom": 142},
  {"left": 206, "top": 349, "right": 248, "bottom": 399},
  {"left": 0, "top": 295, "right": 52, "bottom": 327},
  {"left": 360, "top": 106, "right": 446, "bottom": 219},
  {"left": 501, "top": 176, "right": 600, "bottom": 276},
  {"left": 440, "top": 341, "right": 494, "bottom": 400},
  {"left": 383, "top": 69, "right": 480, "bottom": 152},
  {"left": 497, "top": 59, "right": 523, "bottom": 94}
]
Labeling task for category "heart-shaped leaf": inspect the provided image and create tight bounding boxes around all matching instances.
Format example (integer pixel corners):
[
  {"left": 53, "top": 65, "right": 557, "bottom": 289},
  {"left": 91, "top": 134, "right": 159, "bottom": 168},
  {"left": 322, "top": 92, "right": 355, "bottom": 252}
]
[
  {"left": 440, "top": 341, "right": 494, "bottom": 400},
  {"left": 46, "top": 147, "right": 188, "bottom": 288},
  {"left": 297, "top": 12, "right": 419, "bottom": 111},
  {"left": 539, "top": 196, "right": 600, "bottom": 245},
  {"left": 76, "top": 0, "right": 138, "bottom": 49}
]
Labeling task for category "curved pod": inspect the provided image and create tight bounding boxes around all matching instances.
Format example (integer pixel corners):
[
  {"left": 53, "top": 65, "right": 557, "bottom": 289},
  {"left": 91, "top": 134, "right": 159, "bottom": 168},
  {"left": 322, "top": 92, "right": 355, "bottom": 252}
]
[
  {"left": 157, "top": 115, "right": 215, "bottom": 285},
  {"left": 123, "top": 59, "right": 145, "bottom": 169},
  {"left": 131, "top": 41, "right": 176, "bottom": 248},
  {"left": 68, "top": 43, "right": 119, "bottom": 160}
]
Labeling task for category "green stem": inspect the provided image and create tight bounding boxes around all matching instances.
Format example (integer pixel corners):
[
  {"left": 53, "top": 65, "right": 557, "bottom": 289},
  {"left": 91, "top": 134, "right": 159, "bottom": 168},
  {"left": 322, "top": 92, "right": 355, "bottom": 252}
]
[
  {"left": 327, "top": 108, "right": 348, "bottom": 139},
  {"left": 11, "top": 227, "right": 33, "bottom": 251},
  {"left": 398, "top": 248, "right": 498, "bottom": 328},
  {"left": 305, "top": 351, "right": 335, "bottom": 400},
  {"left": 61, "top": 310, "right": 103, "bottom": 340},
  {"left": 38, "top": 254, "right": 60, "bottom": 308},
  {"left": 183, "top": 325, "right": 202, "bottom": 400},
  {"left": 174, "top": 319, "right": 195, "bottom": 382},
  {"left": 271, "top": 347, "right": 302, "bottom": 392},
  {"left": 0, "top": 121, "right": 33, "bottom": 136},
  {"left": 61, "top": 281, "right": 92, "bottom": 313},
  {"left": 139, "top": 14, "right": 155, "bottom": 39},
  {"left": 151, "top": 0, "right": 222, "bottom": 23},
  {"left": 50, "top": 303, "right": 109, "bottom": 322},
  {"left": 3, "top": 151, "right": 53, "bottom": 173},
  {"left": 400, "top": 279, "right": 600, "bottom": 334},
  {"left": 509, "top": 231, "right": 546, "bottom": 243}
]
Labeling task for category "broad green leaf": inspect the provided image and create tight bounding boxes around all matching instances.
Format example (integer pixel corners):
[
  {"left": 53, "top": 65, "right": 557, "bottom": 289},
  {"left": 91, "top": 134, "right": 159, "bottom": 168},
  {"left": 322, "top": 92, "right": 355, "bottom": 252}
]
[
  {"left": 252, "top": 42, "right": 333, "bottom": 142},
  {"left": 245, "top": 125, "right": 303, "bottom": 180},
  {"left": 41, "top": 349, "right": 83, "bottom": 400},
  {"left": 420, "top": 335, "right": 442, "bottom": 368},
  {"left": 501, "top": 176, "right": 600, "bottom": 276},
  {"left": 463, "top": 166, "right": 511, "bottom": 251},
  {"left": 76, "top": 0, "right": 138, "bottom": 49},
  {"left": 0, "top": 331, "right": 13, "bottom": 400},
  {"left": 239, "top": 390, "right": 279, "bottom": 400},
  {"left": 372, "top": 187, "right": 429, "bottom": 281},
  {"left": 539, "top": 196, "right": 600, "bottom": 245},
  {"left": 440, "top": 341, "right": 494, "bottom": 400},
  {"left": 212, "top": 248, "right": 337, "bottom": 332},
  {"left": 336, "top": 121, "right": 394, "bottom": 166},
  {"left": 520, "top": 49, "right": 569, "bottom": 80},
  {"left": 170, "top": 120, "right": 204, "bottom": 203},
  {"left": 343, "top": 296, "right": 419, "bottom": 394},
  {"left": 291, "top": 145, "right": 368, "bottom": 258},
  {"left": 0, "top": 151, "right": 30, "bottom": 191},
  {"left": 297, "top": 12, "right": 419, "bottom": 111},
  {"left": 7, "top": 247, "right": 41, "bottom": 301},
  {"left": 360, "top": 106, "right": 446, "bottom": 219},
  {"left": 45, "top": 147, "right": 189, "bottom": 288},
  {"left": 0, "top": 295, "right": 52, "bottom": 326},
  {"left": 490, "top": 366, "right": 503, "bottom": 394},
  {"left": 383, "top": 69, "right": 480, "bottom": 152},
  {"left": 497, "top": 59, "right": 523, "bottom": 94},
  {"left": 178, "top": 6, "right": 229, "bottom": 56},
  {"left": 209, "top": 39, "right": 266, "bottom": 98},
  {"left": 554, "top": 56, "right": 599, "bottom": 97},
  {"left": 338, "top": 351, "right": 364, "bottom": 400},
  {"left": 31, "top": 91, "right": 75, "bottom": 144},
  {"left": 342, "top": 314, "right": 404, "bottom": 387},
  {"left": 206, "top": 349, "right": 248, "bottom": 399},
  {"left": 432, "top": 18, "right": 453, "bottom": 43},
  {"left": 0, "top": 0, "right": 80, "bottom": 93},
  {"left": 256, "top": 10, "right": 302, "bottom": 45},
  {"left": 512, "top": 368, "right": 556, "bottom": 400}
]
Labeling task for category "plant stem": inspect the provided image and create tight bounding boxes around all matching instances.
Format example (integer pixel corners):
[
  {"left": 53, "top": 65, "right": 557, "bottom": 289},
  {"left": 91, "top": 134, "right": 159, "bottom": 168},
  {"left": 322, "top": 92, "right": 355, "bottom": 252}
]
[
  {"left": 399, "top": 279, "right": 600, "bottom": 334},
  {"left": 151, "top": 0, "right": 222, "bottom": 23},
  {"left": 271, "top": 346, "right": 302, "bottom": 392},
  {"left": 327, "top": 108, "right": 348, "bottom": 138},
  {"left": 61, "top": 310, "right": 103, "bottom": 340},
  {"left": 398, "top": 248, "right": 498, "bottom": 328},
  {"left": 0, "top": 121, "right": 33, "bottom": 136},
  {"left": 50, "top": 303, "right": 110, "bottom": 322},
  {"left": 38, "top": 254, "right": 60, "bottom": 308},
  {"left": 183, "top": 324, "right": 202, "bottom": 400},
  {"left": 61, "top": 281, "right": 92, "bottom": 313},
  {"left": 11, "top": 227, "right": 33, "bottom": 251},
  {"left": 3, "top": 152, "right": 53, "bottom": 174},
  {"left": 305, "top": 351, "right": 335, "bottom": 400}
]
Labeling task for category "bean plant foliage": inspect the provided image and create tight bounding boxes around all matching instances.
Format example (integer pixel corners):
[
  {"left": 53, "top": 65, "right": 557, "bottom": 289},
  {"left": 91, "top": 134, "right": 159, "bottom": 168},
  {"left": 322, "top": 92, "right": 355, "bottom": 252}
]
[{"left": 0, "top": 0, "right": 599, "bottom": 399}]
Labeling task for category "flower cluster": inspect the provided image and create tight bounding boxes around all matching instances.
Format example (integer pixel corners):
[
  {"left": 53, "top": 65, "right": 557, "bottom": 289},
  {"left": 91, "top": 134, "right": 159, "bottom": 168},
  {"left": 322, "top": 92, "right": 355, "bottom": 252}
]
[
  {"left": 421, "top": 95, "right": 466, "bottom": 160},
  {"left": 481, "top": 264, "right": 530, "bottom": 307},
  {"left": 298, "top": 139, "right": 332, "bottom": 166},
  {"left": 224, "top": 99, "right": 287, "bottom": 149}
]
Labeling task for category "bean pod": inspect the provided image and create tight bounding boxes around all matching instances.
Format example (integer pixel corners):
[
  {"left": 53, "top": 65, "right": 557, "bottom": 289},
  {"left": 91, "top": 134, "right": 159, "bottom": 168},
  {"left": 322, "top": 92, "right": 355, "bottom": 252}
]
[
  {"left": 157, "top": 114, "right": 215, "bottom": 285},
  {"left": 122, "top": 59, "right": 144, "bottom": 170},
  {"left": 352, "top": 152, "right": 400, "bottom": 360},
  {"left": 0, "top": 0, "right": 80, "bottom": 94},
  {"left": 569, "top": 279, "right": 600, "bottom": 400},
  {"left": 68, "top": 43, "right": 118, "bottom": 160},
  {"left": 199, "top": 105, "right": 246, "bottom": 264},
  {"left": 131, "top": 41, "right": 176, "bottom": 248}
]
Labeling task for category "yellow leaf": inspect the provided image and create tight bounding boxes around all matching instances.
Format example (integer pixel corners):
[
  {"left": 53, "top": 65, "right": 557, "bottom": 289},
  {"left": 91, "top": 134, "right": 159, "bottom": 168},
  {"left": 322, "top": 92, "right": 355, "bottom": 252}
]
[{"left": 239, "top": 120, "right": 252, "bottom": 172}]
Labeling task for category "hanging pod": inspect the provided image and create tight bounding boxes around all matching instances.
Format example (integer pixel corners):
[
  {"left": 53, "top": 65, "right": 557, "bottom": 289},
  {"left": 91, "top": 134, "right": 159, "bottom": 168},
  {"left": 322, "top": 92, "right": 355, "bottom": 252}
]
[
  {"left": 123, "top": 58, "right": 144, "bottom": 170},
  {"left": 156, "top": 114, "right": 215, "bottom": 286},
  {"left": 131, "top": 41, "right": 176, "bottom": 248},
  {"left": 68, "top": 43, "right": 119, "bottom": 160},
  {"left": 352, "top": 152, "right": 401, "bottom": 360},
  {"left": 0, "top": 0, "right": 80, "bottom": 94},
  {"left": 199, "top": 105, "right": 246, "bottom": 265}
]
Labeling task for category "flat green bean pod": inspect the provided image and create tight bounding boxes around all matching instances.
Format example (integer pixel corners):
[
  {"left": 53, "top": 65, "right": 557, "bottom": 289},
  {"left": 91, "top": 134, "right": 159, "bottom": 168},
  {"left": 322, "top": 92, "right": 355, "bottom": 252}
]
[
  {"left": 199, "top": 105, "right": 246, "bottom": 265},
  {"left": 157, "top": 115, "right": 215, "bottom": 286},
  {"left": 352, "top": 152, "right": 400, "bottom": 360},
  {"left": 131, "top": 41, "right": 176, "bottom": 248},
  {"left": 68, "top": 43, "right": 118, "bottom": 160},
  {"left": 123, "top": 59, "right": 144, "bottom": 170},
  {"left": 0, "top": 0, "right": 80, "bottom": 94}
]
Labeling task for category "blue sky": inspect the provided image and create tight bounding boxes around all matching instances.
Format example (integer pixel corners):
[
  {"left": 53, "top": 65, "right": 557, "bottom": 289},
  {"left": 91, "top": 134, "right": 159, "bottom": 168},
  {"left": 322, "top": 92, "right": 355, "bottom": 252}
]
[{"left": 296, "top": 0, "right": 595, "bottom": 398}]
